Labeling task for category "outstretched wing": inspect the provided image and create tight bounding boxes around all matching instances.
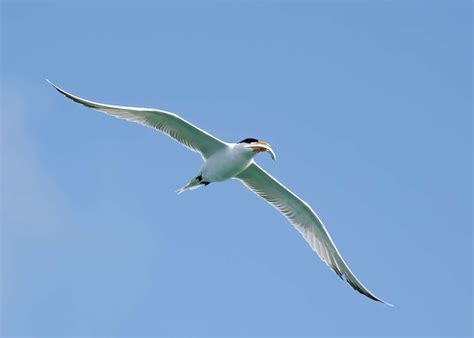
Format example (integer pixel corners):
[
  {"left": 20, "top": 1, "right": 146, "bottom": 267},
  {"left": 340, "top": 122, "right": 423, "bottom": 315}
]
[
  {"left": 236, "top": 162, "right": 392, "bottom": 305},
  {"left": 48, "top": 80, "right": 227, "bottom": 159}
]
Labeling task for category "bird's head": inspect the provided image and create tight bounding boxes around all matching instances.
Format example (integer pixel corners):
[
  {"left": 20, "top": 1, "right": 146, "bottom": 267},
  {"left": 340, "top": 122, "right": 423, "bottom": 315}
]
[{"left": 239, "top": 138, "right": 276, "bottom": 160}]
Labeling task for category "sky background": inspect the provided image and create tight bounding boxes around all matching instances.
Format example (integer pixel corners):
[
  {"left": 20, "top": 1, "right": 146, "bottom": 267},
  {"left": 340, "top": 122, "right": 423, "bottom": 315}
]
[{"left": 1, "top": 1, "right": 472, "bottom": 337}]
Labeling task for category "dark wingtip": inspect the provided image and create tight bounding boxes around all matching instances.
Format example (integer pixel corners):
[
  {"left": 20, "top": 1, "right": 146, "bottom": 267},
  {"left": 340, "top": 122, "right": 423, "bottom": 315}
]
[
  {"left": 45, "top": 78, "right": 55, "bottom": 87},
  {"left": 45, "top": 80, "right": 89, "bottom": 107},
  {"left": 46, "top": 78, "right": 63, "bottom": 94},
  {"left": 368, "top": 293, "right": 393, "bottom": 307}
]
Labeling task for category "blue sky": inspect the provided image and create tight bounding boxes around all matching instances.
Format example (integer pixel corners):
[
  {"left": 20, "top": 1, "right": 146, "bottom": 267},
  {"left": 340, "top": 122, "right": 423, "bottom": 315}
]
[{"left": 1, "top": 1, "right": 472, "bottom": 336}]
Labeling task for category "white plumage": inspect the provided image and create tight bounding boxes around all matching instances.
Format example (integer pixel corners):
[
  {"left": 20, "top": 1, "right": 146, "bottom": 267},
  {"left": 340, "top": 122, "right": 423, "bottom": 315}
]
[{"left": 48, "top": 80, "right": 391, "bottom": 306}]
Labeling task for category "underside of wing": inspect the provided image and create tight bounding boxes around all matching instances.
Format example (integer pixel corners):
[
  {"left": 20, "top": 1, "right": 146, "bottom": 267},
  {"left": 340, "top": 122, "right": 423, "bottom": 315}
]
[
  {"left": 236, "top": 162, "right": 392, "bottom": 305},
  {"left": 48, "top": 80, "right": 227, "bottom": 159}
]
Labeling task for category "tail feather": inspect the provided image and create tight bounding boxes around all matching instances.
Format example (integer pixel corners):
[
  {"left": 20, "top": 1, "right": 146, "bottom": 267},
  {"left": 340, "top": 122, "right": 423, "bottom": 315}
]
[
  {"left": 176, "top": 187, "right": 187, "bottom": 195},
  {"left": 176, "top": 178, "right": 203, "bottom": 194}
]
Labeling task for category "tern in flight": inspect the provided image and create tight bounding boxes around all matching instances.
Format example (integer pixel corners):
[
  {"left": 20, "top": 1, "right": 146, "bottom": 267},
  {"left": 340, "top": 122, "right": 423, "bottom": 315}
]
[{"left": 48, "top": 80, "right": 391, "bottom": 305}]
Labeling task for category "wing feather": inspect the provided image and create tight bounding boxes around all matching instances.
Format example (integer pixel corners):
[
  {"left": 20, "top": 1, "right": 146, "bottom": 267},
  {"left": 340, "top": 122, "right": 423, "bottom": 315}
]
[
  {"left": 236, "top": 162, "right": 392, "bottom": 305},
  {"left": 47, "top": 80, "right": 227, "bottom": 159}
]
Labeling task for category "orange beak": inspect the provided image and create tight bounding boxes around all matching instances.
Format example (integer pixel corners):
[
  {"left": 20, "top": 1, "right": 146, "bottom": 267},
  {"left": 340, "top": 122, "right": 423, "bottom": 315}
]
[
  {"left": 250, "top": 141, "right": 270, "bottom": 152},
  {"left": 247, "top": 140, "right": 276, "bottom": 160}
]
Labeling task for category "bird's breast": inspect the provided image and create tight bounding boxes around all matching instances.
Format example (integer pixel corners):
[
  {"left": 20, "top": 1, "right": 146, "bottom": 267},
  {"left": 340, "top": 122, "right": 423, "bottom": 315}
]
[{"left": 201, "top": 147, "right": 252, "bottom": 182}]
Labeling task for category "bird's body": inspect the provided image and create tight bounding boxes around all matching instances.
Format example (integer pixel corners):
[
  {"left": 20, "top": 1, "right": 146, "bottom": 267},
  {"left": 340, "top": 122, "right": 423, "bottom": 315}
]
[
  {"left": 48, "top": 80, "right": 391, "bottom": 306},
  {"left": 177, "top": 144, "right": 255, "bottom": 193},
  {"left": 200, "top": 143, "right": 252, "bottom": 182},
  {"left": 179, "top": 142, "right": 275, "bottom": 193}
]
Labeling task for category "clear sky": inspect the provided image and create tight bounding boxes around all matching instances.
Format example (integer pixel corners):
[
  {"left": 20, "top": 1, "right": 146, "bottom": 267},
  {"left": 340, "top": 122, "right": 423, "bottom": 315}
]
[{"left": 1, "top": 1, "right": 472, "bottom": 336}]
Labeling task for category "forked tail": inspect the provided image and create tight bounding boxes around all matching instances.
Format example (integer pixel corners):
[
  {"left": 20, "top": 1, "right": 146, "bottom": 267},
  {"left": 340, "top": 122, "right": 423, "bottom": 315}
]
[{"left": 176, "top": 175, "right": 209, "bottom": 194}]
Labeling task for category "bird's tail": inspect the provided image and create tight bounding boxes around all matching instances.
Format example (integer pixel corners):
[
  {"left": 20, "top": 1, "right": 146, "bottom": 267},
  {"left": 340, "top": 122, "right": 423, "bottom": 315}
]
[{"left": 176, "top": 177, "right": 204, "bottom": 195}]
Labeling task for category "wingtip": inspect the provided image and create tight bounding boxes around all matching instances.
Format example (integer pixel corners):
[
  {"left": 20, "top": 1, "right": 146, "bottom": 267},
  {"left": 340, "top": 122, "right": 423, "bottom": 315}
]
[
  {"left": 46, "top": 78, "right": 59, "bottom": 90},
  {"left": 369, "top": 294, "right": 393, "bottom": 307},
  {"left": 376, "top": 298, "right": 394, "bottom": 307},
  {"left": 46, "top": 79, "right": 71, "bottom": 99}
]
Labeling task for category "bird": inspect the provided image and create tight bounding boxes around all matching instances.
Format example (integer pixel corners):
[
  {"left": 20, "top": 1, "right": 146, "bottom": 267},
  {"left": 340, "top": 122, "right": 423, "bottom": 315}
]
[{"left": 47, "top": 80, "right": 392, "bottom": 306}]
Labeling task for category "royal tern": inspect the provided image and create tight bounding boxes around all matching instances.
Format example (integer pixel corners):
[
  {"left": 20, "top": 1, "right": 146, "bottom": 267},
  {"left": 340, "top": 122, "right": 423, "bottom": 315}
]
[{"left": 48, "top": 80, "right": 391, "bottom": 306}]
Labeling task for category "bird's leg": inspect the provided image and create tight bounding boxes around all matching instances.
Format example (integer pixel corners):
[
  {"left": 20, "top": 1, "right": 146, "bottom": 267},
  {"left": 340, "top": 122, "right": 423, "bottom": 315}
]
[{"left": 196, "top": 174, "right": 210, "bottom": 186}]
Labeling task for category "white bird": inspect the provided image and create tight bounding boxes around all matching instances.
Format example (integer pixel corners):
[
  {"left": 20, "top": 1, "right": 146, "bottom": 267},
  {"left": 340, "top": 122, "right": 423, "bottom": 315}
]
[{"left": 48, "top": 80, "right": 392, "bottom": 306}]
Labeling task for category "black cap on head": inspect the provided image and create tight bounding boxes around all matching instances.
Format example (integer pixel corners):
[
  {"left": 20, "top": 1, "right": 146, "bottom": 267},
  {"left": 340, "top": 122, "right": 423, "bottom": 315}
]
[{"left": 239, "top": 138, "right": 259, "bottom": 144}]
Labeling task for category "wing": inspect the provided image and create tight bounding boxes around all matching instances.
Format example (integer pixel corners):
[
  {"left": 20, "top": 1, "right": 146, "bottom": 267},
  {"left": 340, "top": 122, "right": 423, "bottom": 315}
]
[
  {"left": 236, "top": 162, "right": 392, "bottom": 305},
  {"left": 47, "top": 80, "right": 227, "bottom": 159}
]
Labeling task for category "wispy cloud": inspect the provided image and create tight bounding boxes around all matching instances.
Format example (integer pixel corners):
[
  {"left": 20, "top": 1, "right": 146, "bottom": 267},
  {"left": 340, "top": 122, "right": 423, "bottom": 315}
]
[
  {"left": 1, "top": 83, "right": 76, "bottom": 334},
  {"left": 1, "top": 84, "right": 69, "bottom": 235}
]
